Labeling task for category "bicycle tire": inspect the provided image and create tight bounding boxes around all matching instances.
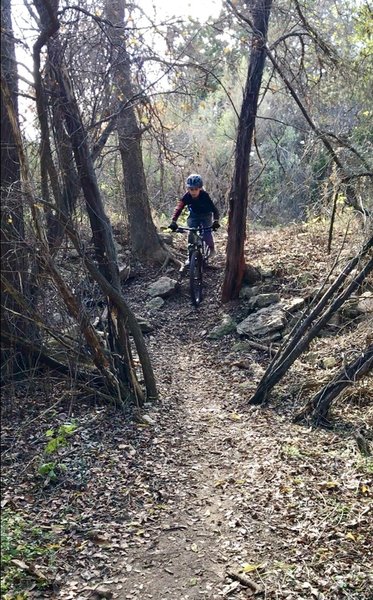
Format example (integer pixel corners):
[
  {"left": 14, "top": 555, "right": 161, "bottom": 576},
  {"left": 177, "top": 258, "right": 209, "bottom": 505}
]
[{"left": 190, "top": 250, "right": 203, "bottom": 306}]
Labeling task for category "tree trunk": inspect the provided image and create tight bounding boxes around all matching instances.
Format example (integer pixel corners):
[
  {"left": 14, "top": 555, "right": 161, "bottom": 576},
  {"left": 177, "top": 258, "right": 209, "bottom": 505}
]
[
  {"left": 28, "top": 0, "right": 157, "bottom": 406},
  {"left": 105, "top": 0, "right": 167, "bottom": 264},
  {"left": 0, "top": 0, "right": 33, "bottom": 379},
  {"left": 222, "top": 0, "right": 273, "bottom": 302}
]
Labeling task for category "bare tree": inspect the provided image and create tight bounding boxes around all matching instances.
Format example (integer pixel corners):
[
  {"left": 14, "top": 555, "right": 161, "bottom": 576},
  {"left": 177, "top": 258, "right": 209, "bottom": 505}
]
[
  {"left": 1, "top": 0, "right": 35, "bottom": 379},
  {"left": 222, "top": 0, "right": 273, "bottom": 302},
  {"left": 104, "top": 0, "right": 169, "bottom": 264},
  {"left": 2, "top": 0, "right": 158, "bottom": 406}
]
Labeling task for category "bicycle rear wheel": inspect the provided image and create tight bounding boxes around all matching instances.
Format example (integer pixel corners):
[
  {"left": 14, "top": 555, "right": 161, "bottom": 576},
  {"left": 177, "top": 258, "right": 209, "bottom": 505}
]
[{"left": 190, "top": 250, "right": 203, "bottom": 306}]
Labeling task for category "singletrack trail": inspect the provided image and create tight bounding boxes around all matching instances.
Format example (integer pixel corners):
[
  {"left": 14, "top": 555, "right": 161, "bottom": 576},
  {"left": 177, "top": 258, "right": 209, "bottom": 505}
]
[
  {"left": 110, "top": 240, "right": 372, "bottom": 600},
  {"left": 115, "top": 335, "right": 266, "bottom": 600}
]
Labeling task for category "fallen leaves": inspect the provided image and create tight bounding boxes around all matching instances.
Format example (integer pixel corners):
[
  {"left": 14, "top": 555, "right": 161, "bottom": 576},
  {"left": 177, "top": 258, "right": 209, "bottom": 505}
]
[{"left": 2, "top": 223, "right": 372, "bottom": 600}]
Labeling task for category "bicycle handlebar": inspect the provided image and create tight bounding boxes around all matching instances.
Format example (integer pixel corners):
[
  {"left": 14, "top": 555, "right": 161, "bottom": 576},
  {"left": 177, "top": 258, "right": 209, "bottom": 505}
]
[{"left": 171, "top": 226, "right": 213, "bottom": 233}]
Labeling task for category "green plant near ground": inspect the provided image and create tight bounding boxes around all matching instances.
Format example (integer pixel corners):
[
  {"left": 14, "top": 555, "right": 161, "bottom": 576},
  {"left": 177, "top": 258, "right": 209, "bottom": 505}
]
[
  {"left": 1, "top": 508, "right": 58, "bottom": 597},
  {"left": 282, "top": 444, "right": 302, "bottom": 458},
  {"left": 38, "top": 421, "right": 78, "bottom": 482}
]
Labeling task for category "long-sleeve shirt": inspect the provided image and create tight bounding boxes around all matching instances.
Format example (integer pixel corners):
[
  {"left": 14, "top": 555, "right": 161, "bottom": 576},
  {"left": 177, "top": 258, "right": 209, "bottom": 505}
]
[{"left": 172, "top": 190, "right": 220, "bottom": 222}]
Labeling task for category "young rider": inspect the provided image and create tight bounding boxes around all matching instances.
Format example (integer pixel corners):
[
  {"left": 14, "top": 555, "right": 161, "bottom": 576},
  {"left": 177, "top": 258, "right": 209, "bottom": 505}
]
[{"left": 168, "top": 174, "right": 220, "bottom": 262}]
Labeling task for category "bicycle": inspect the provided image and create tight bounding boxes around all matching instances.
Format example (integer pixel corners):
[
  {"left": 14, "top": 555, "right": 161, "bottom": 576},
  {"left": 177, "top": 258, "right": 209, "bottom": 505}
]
[{"left": 173, "top": 226, "right": 212, "bottom": 307}]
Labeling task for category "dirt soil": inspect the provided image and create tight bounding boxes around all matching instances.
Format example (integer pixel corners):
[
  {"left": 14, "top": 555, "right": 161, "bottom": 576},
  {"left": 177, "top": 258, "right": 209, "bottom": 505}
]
[{"left": 1, "top": 223, "right": 372, "bottom": 600}]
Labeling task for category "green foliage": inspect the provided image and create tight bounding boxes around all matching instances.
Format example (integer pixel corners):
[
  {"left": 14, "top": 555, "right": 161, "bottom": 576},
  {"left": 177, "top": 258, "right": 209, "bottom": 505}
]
[
  {"left": 38, "top": 422, "right": 77, "bottom": 482},
  {"left": 44, "top": 422, "right": 77, "bottom": 455},
  {"left": 1, "top": 509, "right": 57, "bottom": 596}
]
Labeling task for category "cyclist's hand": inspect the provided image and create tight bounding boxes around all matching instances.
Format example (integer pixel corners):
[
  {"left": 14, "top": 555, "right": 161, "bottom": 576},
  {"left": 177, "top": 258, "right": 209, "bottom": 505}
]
[
  {"left": 169, "top": 221, "right": 178, "bottom": 232},
  {"left": 212, "top": 220, "right": 220, "bottom": 231}
]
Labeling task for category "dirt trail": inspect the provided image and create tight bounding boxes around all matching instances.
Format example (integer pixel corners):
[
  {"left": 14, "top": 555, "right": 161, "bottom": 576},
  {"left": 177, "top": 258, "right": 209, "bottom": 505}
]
[{"left": 116, "top": 339, "right": 256, "bottom": 599}]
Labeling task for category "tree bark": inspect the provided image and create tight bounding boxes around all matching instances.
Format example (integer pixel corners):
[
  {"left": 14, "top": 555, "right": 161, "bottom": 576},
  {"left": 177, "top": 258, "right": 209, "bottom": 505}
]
[
  {"left": 222, "top": 0, "right": 273, "bottom": 301},
  {"left": 105, "top": 0, "right": 168, "bottom": 264},
  {"left": 0, "top": 0, "right": 34, "bottom": 378}
]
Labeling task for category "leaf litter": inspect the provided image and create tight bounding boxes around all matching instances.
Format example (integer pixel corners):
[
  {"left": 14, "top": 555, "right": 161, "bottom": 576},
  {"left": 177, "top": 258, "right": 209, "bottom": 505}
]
[{"left": 1, "top": 222, "right": 372, "bottom": 599}]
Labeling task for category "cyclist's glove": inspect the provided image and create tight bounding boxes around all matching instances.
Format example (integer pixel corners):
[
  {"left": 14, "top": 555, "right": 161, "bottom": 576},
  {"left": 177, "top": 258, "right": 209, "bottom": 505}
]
[
  {"left": 169, "top": 221, "right": 178, "bottom": 232},
  {"left": 212, "top": 220, "right": 220, "bottom": 231}
]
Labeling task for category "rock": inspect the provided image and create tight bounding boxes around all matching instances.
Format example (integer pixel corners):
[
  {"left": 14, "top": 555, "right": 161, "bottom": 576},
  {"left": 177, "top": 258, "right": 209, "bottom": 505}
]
[
  {"left": 239, "top": 285, "right": 261, "bottom": 299},
  {"left": 357, "top": 292, "right": 373, "bottom": 314},
  {"left": 258, "top": 267, "right": 274, "bottom": 279},
  {"left": 146, "top": 297, "right": 165, "bottom": 311},
  {"left": 231, "top": 341, "right": 255, "bottom": 353},
  {"left": 67, "top": 249, "right": 80, "bottom": 260},
  {"left": 248, "top": 293, "right": 280, "bottom": 310},
  {"left": 207, "top": 315, "right": 237, "bottom": 339},
  {"left": 135, "top": 316, "right": 154, "bottom": 333},
  {"left": 52, "top": 312, "right": 63, "bottom": 325},
  {"left": 257, "top": 332, "right": 283, "bottom": 343},
  {"left": 147, "top": 276, "right": 178, "bottom": 298},
  {"left": 243, "top": 264, "right": 261, "bottom": 284},
  {"left": 113, "top": 240, "right": 122, "bottom": 253},
  {"left": 118, "top": 263, "right": 130, "bottom": 281},
  {"left": 141, "top": 414, "right": 156, "bottom": 425},
  {"left": 236, "top": 305, "right": 286, "bottom": 337},
  {"left": 341, "top": 298, "right": 361, "bottom": 319},
  {"left": 321, "top": 356, "right": 337, "bottom": 369},
  {"left": 282, "top": 297, "right": 305, "bottom": 312},
  {"left": 92, "top": 585, "right": 113, "bottom": 599},
  {"left": 304, "top": 352, "right": 319, "bottom": 365}
]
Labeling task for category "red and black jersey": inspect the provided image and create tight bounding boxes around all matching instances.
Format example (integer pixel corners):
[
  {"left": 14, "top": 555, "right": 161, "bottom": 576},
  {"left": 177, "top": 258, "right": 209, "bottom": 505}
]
[{"left": 172, "top": 190, "right": 220, "bottom": 222}]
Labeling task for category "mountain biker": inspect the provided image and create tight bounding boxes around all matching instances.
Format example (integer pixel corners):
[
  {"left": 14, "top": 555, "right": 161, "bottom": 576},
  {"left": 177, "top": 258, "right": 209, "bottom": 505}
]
[{"left": 168, "top": 174, "right": 220, "bottom": 263}]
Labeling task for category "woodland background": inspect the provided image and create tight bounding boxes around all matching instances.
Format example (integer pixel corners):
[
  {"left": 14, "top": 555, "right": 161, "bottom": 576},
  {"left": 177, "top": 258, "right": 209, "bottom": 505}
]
[{"left": 1, "top": 0, "right": 372, "bottom": 598}]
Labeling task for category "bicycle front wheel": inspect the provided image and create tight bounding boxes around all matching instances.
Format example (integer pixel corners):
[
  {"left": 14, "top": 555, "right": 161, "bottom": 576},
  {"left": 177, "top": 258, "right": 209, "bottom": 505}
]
[{"left": 190, "top": 250, "right": 203, "bottom": 306}]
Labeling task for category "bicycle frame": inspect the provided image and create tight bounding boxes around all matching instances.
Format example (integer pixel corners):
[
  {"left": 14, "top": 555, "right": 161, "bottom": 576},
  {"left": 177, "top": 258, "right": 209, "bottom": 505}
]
[
  {"left": 174, "top": 226, "right": 213, "bottom": 306},
  {"left": 176, "top": 225, "right": 212, "bottom": 263}
]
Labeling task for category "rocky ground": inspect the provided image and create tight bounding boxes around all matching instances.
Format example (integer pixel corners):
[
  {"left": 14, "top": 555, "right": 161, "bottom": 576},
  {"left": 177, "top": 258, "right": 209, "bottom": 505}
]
[{"left": 1, "top": 222, "right": 372, "bottom": 600}]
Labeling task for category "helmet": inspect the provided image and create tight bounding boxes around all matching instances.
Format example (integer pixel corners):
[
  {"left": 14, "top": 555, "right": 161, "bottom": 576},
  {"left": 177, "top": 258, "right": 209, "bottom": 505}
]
[{"left": 186, "top": 173, "right": 203, "bottom": 188}]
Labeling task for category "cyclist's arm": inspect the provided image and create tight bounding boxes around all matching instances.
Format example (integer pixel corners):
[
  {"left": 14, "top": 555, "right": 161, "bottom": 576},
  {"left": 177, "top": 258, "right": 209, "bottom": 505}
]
[
  {"left": 208, "top": 195, "right": 220, "bottom": 220},
  {"left": 172, "top": 199, "right": 186, "bottom": 222},
  {"left": 212, "top": 205, "right": 220, "bottom": 220}
]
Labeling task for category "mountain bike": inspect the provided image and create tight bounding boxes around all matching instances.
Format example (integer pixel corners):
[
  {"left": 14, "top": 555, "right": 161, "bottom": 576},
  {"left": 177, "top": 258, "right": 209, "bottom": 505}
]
[{"left": 174, "top": 226, "right": 212, "bottom": 307}]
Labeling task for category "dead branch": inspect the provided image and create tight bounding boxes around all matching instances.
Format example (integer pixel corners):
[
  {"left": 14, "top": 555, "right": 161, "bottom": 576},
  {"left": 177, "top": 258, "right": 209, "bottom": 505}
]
[
  {"left": 264, "top": 47, "right": 369, "bottom": 215},
  {"left": 0, "top": 330, "right": 89, "bottom": 380},
  {"left": 250, "top": 236, "right": 372, "bottom": 402},
  {"left": 250, "top": 244, "right": 373, "bottom": 405},
  {"left": 226, "top": 570, "right": 261, "bottom": 594},
  {"left": 294, "top": 346, "right": 373, "bottom": 426},
  {"left": 38, "top": 199, "right": 158, "bottom": 403}
]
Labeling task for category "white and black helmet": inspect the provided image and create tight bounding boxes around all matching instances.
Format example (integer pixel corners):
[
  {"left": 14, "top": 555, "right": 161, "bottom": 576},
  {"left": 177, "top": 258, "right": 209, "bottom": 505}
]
[{"left": 186, "top": 173, "right": 203, "bottom": 188}]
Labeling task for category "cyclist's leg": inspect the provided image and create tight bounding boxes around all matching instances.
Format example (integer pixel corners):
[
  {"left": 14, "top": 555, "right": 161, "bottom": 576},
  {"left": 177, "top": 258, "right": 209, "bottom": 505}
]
[
  {"left": 187, "top": 214, "right": 199, "bottom": 263},
  {"left": 200, "top": 214, "right": 214, "bottom": 253}
]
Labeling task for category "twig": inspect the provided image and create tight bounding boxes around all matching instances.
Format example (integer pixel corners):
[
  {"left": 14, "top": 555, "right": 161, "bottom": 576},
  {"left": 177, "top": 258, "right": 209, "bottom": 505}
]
[{"left": 226, "top": 570, "right": 262, "bottom": 594}]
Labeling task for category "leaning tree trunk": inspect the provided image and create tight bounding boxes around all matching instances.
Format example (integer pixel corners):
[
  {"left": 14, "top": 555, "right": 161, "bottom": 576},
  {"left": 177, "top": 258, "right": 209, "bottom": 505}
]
[
  {"left": 105, "top": 0, "right": 168, "bottom": 265},
  {"left": 249, "top": 239, "right": 373, "bottom": 405},
  {"left": 222, "top": 0, "right": 273, "bottom": 302},
  {"left": 31, "top": 0, "right": 158, "bottom": 405},
  {"left": 294, "top": 346, "right": 373, "bottom": 427}
]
